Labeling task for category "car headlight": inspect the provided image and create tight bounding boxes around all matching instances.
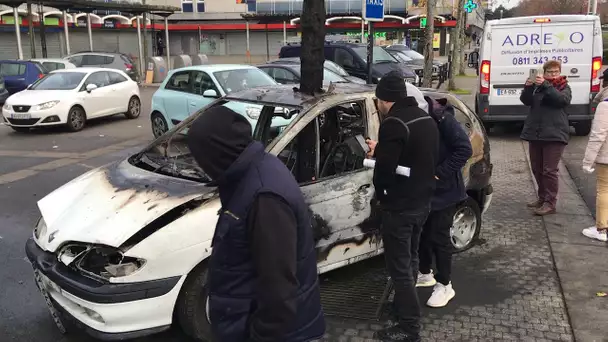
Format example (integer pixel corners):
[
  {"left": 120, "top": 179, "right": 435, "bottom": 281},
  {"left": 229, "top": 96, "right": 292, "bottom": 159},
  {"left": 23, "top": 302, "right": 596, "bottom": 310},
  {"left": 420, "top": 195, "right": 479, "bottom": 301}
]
[
  {"left": 2, "top": 103, "right": 10, "bottom": 111},
  {"left": 245, "top": 106, "right": 261, "bottom": 120},
  {"left": 62, "top": 245, "right": 146, "bottom": 280},
  {"left": 34, "top": 216, "right": 47, "bottom": 240},
  {"left": 34, "top": 100, "right": 60, "bottom": 111}
]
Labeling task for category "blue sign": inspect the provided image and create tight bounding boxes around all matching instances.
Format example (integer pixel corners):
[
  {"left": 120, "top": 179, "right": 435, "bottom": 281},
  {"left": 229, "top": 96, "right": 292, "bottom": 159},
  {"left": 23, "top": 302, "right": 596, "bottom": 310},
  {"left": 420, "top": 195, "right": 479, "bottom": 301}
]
[{"left": 363, "top": 0, "right": 384, "bottom": 22}]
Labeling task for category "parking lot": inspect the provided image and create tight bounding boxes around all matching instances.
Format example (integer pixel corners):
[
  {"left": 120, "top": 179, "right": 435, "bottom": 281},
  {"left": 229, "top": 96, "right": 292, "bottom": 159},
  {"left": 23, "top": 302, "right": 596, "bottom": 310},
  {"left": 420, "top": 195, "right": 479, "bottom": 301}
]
[{"left": 0, "top": 85, "right": 604, "bottom": 342}]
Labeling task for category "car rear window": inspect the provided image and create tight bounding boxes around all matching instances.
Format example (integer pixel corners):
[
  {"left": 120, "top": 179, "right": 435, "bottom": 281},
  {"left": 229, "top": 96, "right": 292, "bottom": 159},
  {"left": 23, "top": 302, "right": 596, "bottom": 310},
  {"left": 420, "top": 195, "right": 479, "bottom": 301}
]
[
  {"left": 81, "top": 55, "right": 114, "bottom": 66},
  {"left": 0, "top": 63, "right": 26, "bottom": 76}
]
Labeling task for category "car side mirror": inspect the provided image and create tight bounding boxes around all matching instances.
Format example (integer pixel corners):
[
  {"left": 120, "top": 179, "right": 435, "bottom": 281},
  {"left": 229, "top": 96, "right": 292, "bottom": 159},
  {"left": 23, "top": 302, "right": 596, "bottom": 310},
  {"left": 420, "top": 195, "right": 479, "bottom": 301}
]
[
  {"left": 202, "top": 89, "right": 218, "bottom": 98},
  {"left": 86, "top": 84, "right": 98, "bottom": 93}
]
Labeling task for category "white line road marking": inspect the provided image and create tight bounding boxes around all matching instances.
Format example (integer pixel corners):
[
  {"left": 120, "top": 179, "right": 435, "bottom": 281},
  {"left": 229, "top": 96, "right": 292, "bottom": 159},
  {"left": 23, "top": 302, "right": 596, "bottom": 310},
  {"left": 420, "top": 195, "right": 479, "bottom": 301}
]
[{"left": 0, "top": 137, "right": 148, "bottom": 185}]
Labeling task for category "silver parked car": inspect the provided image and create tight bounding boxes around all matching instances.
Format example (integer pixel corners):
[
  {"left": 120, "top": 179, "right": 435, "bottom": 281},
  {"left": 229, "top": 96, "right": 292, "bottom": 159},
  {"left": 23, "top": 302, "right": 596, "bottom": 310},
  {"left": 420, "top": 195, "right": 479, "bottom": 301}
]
[{"left": 64, "top": 51, "right": 139, "bottom": 82}]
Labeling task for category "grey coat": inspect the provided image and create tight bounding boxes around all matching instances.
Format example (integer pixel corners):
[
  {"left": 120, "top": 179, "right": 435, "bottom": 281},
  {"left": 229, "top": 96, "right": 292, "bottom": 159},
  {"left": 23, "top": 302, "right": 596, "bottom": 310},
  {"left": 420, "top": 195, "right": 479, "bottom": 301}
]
[{"left": 519, "top": 81, "right": 572, "bottom": 144}]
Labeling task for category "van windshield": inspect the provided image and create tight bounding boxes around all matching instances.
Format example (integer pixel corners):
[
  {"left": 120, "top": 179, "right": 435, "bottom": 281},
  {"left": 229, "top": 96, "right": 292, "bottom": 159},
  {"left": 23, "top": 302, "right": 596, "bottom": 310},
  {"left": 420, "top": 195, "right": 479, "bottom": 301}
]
[{"left": 352, "top": 46, "right": 397, "bottom": 64}]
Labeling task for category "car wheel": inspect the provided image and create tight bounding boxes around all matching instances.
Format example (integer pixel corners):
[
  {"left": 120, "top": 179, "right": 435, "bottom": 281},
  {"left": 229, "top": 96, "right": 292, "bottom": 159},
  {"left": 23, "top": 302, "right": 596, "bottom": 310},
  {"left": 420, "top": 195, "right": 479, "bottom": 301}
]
[
  {"left": 66, "top": 106, "right": 86, "bottom": 132},
  {"left": 151, "top": 112, "right": 169, "bottom": 138},
  {"left": 175, "top": 263, "right": 212, "bottom": 341},
  {"left": 125, "top": 96, "right": 141, "bottom": 119},
  {"left": 11, "top": 126, "right": 30, "bottom": 133},
  {"left": 450, "top": 197, "right": 482, "bottom": 253},
  {"left": 574, "top": 120, "right": 592, "bottom": 136}
]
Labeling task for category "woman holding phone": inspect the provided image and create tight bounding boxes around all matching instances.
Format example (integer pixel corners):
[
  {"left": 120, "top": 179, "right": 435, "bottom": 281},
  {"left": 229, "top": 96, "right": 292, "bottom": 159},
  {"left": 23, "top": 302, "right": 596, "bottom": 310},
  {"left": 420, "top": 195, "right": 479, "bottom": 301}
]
[{"left": 520, "top": 60, "right": 572, "bottom": 216}]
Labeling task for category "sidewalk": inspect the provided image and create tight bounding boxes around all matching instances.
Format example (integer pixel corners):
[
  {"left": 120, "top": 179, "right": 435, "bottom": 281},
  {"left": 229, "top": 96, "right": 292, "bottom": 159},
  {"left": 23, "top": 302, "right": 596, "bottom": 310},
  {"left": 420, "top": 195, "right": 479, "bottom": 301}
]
[{"left": 321, "top": 138, "right": 575, "bottom": 341}]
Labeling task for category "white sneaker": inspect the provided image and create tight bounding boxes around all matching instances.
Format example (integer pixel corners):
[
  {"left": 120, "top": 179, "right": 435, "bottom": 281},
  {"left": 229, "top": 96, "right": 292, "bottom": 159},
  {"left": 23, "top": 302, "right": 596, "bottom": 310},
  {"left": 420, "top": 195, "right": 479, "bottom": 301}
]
[
  {"left": 416, "top": 271, "right": 437, "bottom": 288},
  {"left": 427, "top": 282, "right": 456, "bottom": 308},
  {"left": 582, "top": 226, "right": 608, "bottom": 242}
]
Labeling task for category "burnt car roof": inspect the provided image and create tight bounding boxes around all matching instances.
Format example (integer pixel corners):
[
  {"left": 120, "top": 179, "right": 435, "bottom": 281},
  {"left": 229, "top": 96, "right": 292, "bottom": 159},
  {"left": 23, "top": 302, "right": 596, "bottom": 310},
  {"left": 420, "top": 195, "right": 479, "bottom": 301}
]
[{"left": 223, "top": 83, "right": 376, "bottom": 108}]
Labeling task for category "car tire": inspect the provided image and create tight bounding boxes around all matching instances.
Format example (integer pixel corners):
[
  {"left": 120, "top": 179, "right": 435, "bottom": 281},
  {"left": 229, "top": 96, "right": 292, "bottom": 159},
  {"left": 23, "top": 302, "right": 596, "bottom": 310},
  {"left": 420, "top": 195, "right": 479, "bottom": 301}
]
[
  {"left": 151, "top": 112, "right": 169, "bottom": 138},
  {"left": 175, "top": 263, "right": 212, "bottom": 341},
  {"left": 11, "top": 126, "right": 30, "bottom": 133},
  {"left": 66, "top": 106, "right": 86, "bottom": 132},
  {"left": 451, "top": 196, "right": 482, "bottom": 253},
  {"left": 574, "top": 120, "right": 592, "bottom": 136},
  {"left": 125, "top": 96, "right": 141, "bottom": 119}
]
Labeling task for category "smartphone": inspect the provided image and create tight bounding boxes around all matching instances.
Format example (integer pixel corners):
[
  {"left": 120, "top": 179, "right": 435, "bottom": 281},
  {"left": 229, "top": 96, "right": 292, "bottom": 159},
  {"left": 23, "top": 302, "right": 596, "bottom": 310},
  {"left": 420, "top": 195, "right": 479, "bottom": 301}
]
[{"left": 529, "top": 68, "right": 538, "bottom": 79}]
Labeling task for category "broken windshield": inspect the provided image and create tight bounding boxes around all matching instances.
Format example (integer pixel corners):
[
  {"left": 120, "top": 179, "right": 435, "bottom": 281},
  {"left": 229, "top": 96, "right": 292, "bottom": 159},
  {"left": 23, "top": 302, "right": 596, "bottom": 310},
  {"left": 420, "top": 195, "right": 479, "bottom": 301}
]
[{"left": 131, "top": 99, "right": 301, "bottom": 183}]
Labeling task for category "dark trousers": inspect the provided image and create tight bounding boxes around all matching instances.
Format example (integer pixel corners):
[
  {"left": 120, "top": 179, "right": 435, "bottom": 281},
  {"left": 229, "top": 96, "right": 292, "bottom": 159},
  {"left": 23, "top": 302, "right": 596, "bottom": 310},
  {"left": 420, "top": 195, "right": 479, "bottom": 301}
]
[
  {"left": 529, "top": 141, "right": 566, "bottom": 208},
  {"left": 419, "top": 205, "right": 457, "bottom": 286},
  {"left": 381, "top": 207, "right": 429, "bottom": 335}
]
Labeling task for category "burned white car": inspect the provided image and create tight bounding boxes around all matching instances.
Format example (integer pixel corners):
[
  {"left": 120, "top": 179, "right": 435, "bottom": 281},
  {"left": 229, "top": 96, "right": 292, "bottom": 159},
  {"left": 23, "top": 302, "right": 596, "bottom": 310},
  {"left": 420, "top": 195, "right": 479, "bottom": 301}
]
[{"left": 25, "top": 83, "right": 493, "bottom": 340}]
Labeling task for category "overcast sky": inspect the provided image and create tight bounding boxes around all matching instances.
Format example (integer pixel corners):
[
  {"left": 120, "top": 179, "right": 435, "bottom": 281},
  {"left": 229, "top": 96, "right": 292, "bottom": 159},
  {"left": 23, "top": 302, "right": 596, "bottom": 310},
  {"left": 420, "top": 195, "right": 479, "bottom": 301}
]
[{"left": 491, "top": 0, "right": 521, "bottom": 9}]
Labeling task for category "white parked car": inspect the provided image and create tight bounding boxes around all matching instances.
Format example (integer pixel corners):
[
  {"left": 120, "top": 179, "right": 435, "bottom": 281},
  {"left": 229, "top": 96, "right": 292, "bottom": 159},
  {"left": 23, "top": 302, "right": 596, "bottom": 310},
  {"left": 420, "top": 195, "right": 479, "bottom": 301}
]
[
  {"left": 31, "top": 58, "right": 77, "bottom": 72},
  {"left": 1, "top": 68, "right": 141, "bottom": 132}
]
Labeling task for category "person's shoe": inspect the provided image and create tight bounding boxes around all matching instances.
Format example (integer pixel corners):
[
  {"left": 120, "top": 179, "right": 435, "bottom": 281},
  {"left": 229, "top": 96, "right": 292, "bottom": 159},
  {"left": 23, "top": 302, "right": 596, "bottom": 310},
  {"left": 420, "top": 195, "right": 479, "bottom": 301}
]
[
  {"left": 427, "top": 282, "right": 456, "bottom": 308},
  {"left": 527, "top": 199, "right": 543, "bottom": 208},
  {"left": 582, "top": 226, "right": 608, "bottom": 242},
  {"left": 374, "top": 325, "right": 421, "bottom": 342},
  {"left": 416, "top": 271, "right": 437, "bottom": 288},
  {"left": 534, "top": 203, "right": 556, "bottom": 216}
]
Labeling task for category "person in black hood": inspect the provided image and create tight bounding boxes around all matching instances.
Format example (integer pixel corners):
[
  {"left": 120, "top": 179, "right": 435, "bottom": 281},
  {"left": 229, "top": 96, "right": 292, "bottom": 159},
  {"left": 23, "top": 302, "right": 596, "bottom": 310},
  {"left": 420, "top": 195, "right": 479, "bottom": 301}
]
[
  {"left": 366, "top": 71, "right": 439, "bottom": 342},
  {"left": 416, "top": 96, "right": 472, "bottom": 308},
  {"left": 186, "top": 106, "right": 325, "bottom": 342}
]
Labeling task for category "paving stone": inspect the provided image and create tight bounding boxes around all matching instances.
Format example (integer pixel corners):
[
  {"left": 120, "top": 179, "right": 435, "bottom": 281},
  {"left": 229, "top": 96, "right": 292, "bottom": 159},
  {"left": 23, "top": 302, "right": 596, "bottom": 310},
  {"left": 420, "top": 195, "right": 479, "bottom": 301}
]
[{"left": 322, "top": 139, "right": 573, "bottom": 341}]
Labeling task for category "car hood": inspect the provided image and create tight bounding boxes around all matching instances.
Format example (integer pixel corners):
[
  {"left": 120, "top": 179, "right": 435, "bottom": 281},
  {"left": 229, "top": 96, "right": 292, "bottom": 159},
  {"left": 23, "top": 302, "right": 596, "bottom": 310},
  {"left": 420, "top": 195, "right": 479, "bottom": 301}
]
[
  {"left": 36, "top": 159, "right": 216, "bottom": 252},
  {"left": 7, "top": 89, "right": 72, "bottom": 105}
]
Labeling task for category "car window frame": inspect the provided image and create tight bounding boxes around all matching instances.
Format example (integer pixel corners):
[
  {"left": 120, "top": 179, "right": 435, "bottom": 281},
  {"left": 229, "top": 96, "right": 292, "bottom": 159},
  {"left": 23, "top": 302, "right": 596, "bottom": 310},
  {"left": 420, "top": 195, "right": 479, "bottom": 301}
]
[
  {"left": 80, "top": 71, "right": 112, "bottom": 91},
  {"left": 191, "top": 70, "right": 219, "bottom": 95},
  {"left": 108, "top": 70, "right": 128, "bottom": 84},
  {"left": 274, "top": 66, "right": 299, "bottom": 84},
  {"left": 165, "top": 70, "right": 193, "bottom": 93}
]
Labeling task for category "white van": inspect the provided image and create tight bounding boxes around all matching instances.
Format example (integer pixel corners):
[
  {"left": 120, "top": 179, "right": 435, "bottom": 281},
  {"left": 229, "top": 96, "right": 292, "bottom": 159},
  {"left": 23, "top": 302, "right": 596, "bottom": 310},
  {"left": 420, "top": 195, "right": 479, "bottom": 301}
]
[{"left": 474, "top": 15, "right": 603, "bottom": 135}]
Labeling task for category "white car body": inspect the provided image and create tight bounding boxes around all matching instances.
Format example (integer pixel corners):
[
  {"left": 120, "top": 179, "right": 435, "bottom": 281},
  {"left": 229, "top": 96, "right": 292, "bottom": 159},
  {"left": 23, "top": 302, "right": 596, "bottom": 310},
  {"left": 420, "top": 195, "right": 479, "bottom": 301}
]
[
  {"left": 27, "top": 84, "right": 493, "bottom": 340},
  {"left": 476, "top": 15, "right": 603, "bottom": 129},
  {"left": 2, "top": 68, "right": 140, "bottom": 128}
]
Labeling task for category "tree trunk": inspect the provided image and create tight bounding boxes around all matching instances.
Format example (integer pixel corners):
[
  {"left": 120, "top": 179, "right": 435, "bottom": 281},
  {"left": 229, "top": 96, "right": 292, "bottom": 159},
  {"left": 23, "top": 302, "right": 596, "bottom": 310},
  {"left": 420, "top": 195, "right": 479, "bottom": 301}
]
[
  {"left": 300, "top": 0, "right": 326, "bottom": 95},
  {"left": 447, "top": 27, "right": 457, "bottom": 90},
  {"left": 457, "top": 0, "right": 467, "bottom": 76},
  {"left": 422, "top": 0, "right": 435, "bottom": 88}
]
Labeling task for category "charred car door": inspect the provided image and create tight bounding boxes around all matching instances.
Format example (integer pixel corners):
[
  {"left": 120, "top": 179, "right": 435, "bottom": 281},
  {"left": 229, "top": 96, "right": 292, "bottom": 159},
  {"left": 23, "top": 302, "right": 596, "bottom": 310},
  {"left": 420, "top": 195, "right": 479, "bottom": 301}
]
[{"left": 269, "top": 97, "right": 381, "bottom": 273}]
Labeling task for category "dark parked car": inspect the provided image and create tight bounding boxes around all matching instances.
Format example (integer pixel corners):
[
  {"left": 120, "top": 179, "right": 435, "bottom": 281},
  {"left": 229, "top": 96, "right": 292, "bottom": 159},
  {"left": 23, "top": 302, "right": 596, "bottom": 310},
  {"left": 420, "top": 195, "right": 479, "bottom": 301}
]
[
  {"left": 0, "top": 75, "right": 9, "bottom": 105},
  {"left": 0, "top": 60, "right": 47, "bottom": 94},
  {"left": 267, "top": 57, "right": 366, "bottom": 84},
  {"left": 279, "top": 42, "right": 419, "bottom": 84},
  {"left": 258, "top": 62, "right": 350, "bottom": 86},
  {"left": 385, "top": 48, "right": 440, "bottom": 84},
  {"left": 65, "top": 51, "right": 139, "bottom": 82}
]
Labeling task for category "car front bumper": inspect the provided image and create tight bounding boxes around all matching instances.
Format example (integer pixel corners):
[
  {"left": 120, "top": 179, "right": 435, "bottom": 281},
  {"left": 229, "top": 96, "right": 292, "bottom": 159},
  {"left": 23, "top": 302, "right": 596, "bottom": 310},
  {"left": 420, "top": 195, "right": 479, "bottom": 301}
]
[
  {"left": 25, "top": 238, "right": 183, "bottom": 339},
  {"left": 2, "top": 104, "right": 71, "bottom": 127}
]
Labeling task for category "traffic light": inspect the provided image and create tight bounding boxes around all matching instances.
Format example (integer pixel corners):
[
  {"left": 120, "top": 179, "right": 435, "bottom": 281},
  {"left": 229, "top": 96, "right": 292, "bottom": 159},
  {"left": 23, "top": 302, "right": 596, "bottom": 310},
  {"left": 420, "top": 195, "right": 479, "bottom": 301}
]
[{"left": 420, "top": 17, "right": 427, "bottom": 28}]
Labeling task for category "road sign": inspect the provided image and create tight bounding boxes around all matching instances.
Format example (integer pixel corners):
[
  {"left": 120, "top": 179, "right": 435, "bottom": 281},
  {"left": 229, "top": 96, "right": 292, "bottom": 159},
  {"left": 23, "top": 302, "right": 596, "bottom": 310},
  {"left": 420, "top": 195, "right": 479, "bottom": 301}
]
[
  {"left": 362, "top": 0, "right": 384, "bottom": 22},
  {"left": 464, "top": 0, "right": 478, "bottom": 13}
]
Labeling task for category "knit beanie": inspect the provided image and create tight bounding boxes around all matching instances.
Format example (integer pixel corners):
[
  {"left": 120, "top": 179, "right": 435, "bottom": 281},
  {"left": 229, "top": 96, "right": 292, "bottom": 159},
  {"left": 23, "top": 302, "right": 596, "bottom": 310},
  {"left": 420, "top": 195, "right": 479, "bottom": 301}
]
[{"left": 375, "top": 70, "right": 408, "bottom": 102}]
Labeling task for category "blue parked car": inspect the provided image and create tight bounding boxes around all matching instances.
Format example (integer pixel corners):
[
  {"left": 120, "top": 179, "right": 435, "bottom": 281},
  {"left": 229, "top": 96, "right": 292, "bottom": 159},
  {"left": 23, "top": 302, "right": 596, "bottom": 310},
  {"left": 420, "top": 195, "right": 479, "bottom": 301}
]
[
  {"left": 150, "top": 64, "right": 290, "bottom": 138},
  {"left": 0, "top": 60, "right": 48, "bottom": 95}
]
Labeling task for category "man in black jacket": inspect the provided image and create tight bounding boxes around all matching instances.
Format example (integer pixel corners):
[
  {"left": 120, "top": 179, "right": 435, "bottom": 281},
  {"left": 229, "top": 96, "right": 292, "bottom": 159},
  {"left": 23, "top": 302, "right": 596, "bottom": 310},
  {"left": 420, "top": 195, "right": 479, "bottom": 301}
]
[
  {"left": 186, "top": 106, "right": 325, "bottom": 342},
  {"left": 367, "top": 71, "right": 439, "bottom": 341},
  {"left": 417, "top": 97, "right": 473, "bottom": 308}
]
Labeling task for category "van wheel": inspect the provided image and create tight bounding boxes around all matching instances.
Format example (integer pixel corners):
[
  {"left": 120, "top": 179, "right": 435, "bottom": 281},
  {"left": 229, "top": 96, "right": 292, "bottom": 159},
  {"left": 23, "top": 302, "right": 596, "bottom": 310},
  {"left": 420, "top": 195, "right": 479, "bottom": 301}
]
[
  {"left": 574, "top": 121, "right": 592, "bottom": 136},
  {"left": 175, "top": 263, "right": 212, "bottom": 341},
  {"left": 451, "top": 197, "right": 482, "bottom": 253}
]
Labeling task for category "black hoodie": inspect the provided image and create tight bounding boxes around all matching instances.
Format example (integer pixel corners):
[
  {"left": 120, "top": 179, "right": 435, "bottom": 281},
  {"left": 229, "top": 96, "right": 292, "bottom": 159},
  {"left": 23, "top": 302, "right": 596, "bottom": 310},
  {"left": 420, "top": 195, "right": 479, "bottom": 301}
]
[{"left": 187, "top": 106, "right": 301, "bottom": 341}]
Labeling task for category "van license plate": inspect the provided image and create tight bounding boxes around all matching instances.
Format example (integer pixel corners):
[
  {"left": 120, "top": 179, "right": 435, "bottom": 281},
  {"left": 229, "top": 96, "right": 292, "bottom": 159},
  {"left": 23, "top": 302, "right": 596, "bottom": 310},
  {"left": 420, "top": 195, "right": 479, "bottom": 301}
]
[
  {"left": 497, "top": 89, "right": 522, "bottom": 96},
  {"left": 12, "top": 113, "right": 31, "bottom": 119}
]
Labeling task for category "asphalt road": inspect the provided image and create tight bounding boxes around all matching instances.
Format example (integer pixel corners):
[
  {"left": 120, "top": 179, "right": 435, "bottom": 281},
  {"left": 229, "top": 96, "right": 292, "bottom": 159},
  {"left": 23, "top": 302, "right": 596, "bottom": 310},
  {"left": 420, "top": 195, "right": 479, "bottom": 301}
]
[{"left": 0, "top": 86, "right": 191, "bottom": 342}]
